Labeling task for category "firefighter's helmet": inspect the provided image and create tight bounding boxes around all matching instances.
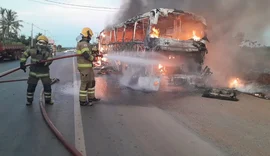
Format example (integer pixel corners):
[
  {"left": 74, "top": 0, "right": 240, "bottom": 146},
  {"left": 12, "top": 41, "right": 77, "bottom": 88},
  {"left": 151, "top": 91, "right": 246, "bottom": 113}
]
[
  {"left": 37, "top": 35, "right": 48, "bottom": 43},
  {"left": 81, "top": 27, "right": 93, "bottom": 38}
]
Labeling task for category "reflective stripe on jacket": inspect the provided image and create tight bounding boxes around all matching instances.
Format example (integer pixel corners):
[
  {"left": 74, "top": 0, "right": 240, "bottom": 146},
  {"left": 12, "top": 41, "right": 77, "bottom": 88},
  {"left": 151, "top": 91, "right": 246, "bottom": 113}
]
[
  {"left": 20, "top": 46, "right": 53, "bottom": 74},
  {"left": 76, "top": 41, "right": 94, "bottom": 69}
]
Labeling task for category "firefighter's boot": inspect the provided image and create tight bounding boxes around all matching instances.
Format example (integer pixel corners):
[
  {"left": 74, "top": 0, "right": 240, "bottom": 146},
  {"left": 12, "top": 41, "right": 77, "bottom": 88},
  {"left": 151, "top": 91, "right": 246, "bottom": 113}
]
[
  {"left": 26, "top": 101, "right": 32, "bottom": 106},
  {"left": 89, "top": 97, "right": 100, "bottom": 102},
  {"left": 80, "top": 101, "right": 93, "bottom": 106},
  {"left": 45, "top": 100, "right": 54, "bottom": 105}
]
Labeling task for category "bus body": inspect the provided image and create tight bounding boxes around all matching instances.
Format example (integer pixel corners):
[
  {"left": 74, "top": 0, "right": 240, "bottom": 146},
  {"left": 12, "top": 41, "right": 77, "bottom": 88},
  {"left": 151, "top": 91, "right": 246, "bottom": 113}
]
[{"left": 98, "top": 8, "right": 211, "bottom": 90}]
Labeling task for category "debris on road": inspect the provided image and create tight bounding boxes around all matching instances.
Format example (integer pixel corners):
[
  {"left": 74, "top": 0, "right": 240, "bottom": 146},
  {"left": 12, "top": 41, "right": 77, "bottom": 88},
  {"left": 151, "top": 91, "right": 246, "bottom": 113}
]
[
  {"left": 51, "top": 78, "right": 60, "bottom": 83},
  {"left": 202, "top": 88, "right": 239, "bottom": 101},
  {"left": 228, "top": 78, "right": 270, "bottom": 100},
  {"left": 96, "top": 66, "right": 118, "bottom": 75},
  {"left": 245, "top": 92, "right": 270, "bottom": 100}
]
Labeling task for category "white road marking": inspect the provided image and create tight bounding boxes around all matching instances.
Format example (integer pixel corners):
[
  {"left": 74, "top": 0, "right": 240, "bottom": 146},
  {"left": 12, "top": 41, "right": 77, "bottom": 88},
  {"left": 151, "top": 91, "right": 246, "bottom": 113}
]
[{"left": 72, "top": 57, "right": 87, "bottom": 156}]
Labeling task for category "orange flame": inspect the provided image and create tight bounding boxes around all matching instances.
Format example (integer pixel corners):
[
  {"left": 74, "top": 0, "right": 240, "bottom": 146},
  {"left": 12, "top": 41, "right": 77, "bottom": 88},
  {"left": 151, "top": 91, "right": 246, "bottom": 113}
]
[
  {"left": 150, "top": 27, "right": 160, "bottom": 38},
  {"left": 153, "top": 81, "right": 159, "bottom": 86},
  {"left": 100, "top": 47, "right": 104, "bottom": 52},
  {"left": 94, "top": 60, "right": 101, "bottom": 67},
  {"left": 158, "top": 64, "right": 165, "bottom": 74},
  {"left": 101, "top": 32, "right": 105, "bottom": 37},
  {"left": 229, "top": 78, "right": 242, "bottom": 88},
  {"left": 169, "top": 55, "right": 175, "bottom": 59},
  {"left": 101, "top": 57, "right": 107, "bottom": 62},
  {"left": 192, "top": 30, "right": 200, "bottom": 41}
]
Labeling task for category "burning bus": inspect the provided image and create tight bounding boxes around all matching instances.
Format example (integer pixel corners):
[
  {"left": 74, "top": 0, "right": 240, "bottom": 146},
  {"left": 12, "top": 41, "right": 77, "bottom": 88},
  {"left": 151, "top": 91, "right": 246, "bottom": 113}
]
[{"left": 98, "top": 8, "right": 211, "bottom": 91}]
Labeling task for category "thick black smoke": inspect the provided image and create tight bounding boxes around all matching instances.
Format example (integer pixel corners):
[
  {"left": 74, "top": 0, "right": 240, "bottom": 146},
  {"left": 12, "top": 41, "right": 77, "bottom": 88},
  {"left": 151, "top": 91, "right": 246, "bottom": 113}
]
[
  {"left": 115, "top": 0, "right": 270, "bottom": 41},
  {"left": 114, "top": 0, "right": 270, "bottom": 86}
]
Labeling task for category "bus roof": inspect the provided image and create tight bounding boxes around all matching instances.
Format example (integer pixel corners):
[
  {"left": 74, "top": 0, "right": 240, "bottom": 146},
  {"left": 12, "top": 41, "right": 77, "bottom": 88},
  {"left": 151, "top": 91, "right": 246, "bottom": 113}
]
[{"left": 101, "top": 8, "right": 207, "bottom": 33}]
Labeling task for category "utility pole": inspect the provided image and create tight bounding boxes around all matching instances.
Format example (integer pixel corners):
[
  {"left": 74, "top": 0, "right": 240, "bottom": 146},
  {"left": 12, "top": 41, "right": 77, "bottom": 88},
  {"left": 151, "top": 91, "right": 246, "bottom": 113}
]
[{"left": 30, "top": 23, "right": 34, "bottom": 47}]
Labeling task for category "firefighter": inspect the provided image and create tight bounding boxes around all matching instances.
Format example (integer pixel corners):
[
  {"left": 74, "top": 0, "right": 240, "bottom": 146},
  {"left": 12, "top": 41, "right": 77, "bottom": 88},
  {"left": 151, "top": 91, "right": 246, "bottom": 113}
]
[
  {"left": 20, "top": 35, "right": 54, "bottom": 105},
  {"left": 76, "top": 27, "right": 100, "bottom": 106}
]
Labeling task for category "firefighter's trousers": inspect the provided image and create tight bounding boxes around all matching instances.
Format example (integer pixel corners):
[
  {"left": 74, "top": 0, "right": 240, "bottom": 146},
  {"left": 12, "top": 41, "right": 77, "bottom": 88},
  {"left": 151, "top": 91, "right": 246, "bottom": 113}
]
[
  {"left": 27, "top": 74, "right": 52, "bottom": 103},
  {"left": 78, "top": 68, "right": 95, "bottom": 102}
]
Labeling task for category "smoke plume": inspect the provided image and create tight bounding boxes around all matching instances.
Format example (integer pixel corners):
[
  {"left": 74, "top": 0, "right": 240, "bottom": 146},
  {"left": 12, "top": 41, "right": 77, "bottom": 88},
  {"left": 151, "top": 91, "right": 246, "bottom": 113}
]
[
  {"left": 115, "top": 0, "right": 270, "bottom": 40},
  {"left": 114, "top": 0, "right": 270, "bottom": 87}
]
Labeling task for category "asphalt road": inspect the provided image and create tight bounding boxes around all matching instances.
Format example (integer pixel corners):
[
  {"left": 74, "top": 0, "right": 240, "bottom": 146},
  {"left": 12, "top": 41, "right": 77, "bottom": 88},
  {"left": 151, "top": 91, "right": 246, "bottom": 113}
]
[{"left": 0, "top": 52, "right": 270, "bottom": 156}]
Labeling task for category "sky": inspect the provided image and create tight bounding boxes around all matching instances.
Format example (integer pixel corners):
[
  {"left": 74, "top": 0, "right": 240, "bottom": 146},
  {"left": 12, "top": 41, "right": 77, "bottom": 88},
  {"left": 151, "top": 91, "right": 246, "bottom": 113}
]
[{"left": 1, "top": 0, "right": 122, "bottom": 47}]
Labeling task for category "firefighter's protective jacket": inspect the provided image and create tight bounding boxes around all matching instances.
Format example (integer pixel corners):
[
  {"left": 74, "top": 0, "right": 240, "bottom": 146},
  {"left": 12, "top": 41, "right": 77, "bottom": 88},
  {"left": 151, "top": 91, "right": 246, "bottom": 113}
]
[
  {"left": 20, "top": 46, "right": 53, "bottom": 78},
  {"left": 76, "top": 40, "right": 95, "bottom": 69}
]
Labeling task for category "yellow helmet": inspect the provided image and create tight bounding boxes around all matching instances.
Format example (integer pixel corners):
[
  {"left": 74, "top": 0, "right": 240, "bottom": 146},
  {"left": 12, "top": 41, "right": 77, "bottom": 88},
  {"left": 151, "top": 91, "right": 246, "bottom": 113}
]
[
  {"left": 81, "top": 27, "right": 93, "bottom": 38},
  {"left": 37, "top": 35, "right": 48, "bottom": 43}
]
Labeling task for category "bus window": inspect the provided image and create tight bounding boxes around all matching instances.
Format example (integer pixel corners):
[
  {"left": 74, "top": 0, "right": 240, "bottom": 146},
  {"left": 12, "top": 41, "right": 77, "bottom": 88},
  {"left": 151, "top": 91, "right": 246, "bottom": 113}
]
[
  {"left": 150, "top": 13, "right": 206, "bottom": 40},
  {"left": 111, "top": 29, "right": 116, "bottom": 43},
  {"left": 116, "top": 27, "right": 124, "bottom": 42},
  {"left": 124, "top": 23, "right": 134, "bottom": 42},
  {"left": 134, "top": 18, "right": 149, "bottom": 41},
  {"left": 180, "top": 14, "right": 205, "bottom": 40}
]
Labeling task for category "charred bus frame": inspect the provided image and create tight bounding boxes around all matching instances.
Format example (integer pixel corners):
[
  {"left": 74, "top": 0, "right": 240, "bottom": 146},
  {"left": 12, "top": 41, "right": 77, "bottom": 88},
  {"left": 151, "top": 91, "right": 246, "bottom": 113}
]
[{"left": 98, "top": 8, "right": 209, "bottom": 87}]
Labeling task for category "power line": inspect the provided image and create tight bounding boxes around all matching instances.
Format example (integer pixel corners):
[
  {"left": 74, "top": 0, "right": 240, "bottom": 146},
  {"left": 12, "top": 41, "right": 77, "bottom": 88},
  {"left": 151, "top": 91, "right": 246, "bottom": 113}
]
[
  {"left": 22, "top": 21, "right": 32, "bottom": 25},
  {"left": 21, "top": 21, "right": 54, "bottom": 39},
  {"left": 20, "top": 21, "right": 57, "bottom": 45},
  {"left": 44, "top": 0, "right": 120, "bottom": 10},
  {"left": 29, "top": 0, "right": 119, "bottom": 12},
  {"left": 22, "top": 21, "right": 49, "bottom": 34},
  {"left": 29, "top": 0, "right": 65, "bottom": 8}
]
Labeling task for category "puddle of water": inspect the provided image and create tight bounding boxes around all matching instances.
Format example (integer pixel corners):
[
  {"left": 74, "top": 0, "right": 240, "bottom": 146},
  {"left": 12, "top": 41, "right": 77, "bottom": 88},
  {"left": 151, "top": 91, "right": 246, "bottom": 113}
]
[{"left": 58, "top": 81, "right": 78, "bottom": 96}]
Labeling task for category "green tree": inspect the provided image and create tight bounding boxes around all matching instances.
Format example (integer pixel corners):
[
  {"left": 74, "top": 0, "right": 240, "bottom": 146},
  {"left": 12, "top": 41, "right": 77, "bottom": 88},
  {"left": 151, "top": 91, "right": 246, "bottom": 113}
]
[
  {"left": 0, "top": 8, "right": 23, "bottom": 40},
  {"left": 19, "top": 35, "right": 30, "bottom": 45},
  {"left": 0, "top": 7, "right": 6, "bottom": 40},
  {"left": 57, "top": 44, "right": 62, "bottom": 50},
  {"left": 33, "top": 32, "right": 42, "bottom": 43},
  {"left": 4, "top": 9, "right": 23, "bottom": 39}
]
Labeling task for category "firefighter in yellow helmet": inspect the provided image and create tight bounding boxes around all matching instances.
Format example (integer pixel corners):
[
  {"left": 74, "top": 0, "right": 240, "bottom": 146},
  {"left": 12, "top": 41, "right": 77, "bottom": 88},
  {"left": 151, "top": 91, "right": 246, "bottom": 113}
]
[
  {"left": 76, "top": 27, "right": 100, "bottom": 106},
  {"left": 20, "top": 35, "right": 54, "bottom": 105}
]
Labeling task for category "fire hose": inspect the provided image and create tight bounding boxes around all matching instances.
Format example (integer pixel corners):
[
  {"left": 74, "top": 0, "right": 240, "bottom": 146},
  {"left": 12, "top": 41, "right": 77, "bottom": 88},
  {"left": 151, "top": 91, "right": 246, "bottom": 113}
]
[
  {"left": 0, "top": 54, "right": 84, "bottom": 156},
  {"left": 41, "top": 78, "right": 83, "bottom": 156},
  {"left": 0, "top": 54, "right": 80, "bottom": 78},
  {"left": 0, "top": 78, "right": 28, "bottom": 83}
]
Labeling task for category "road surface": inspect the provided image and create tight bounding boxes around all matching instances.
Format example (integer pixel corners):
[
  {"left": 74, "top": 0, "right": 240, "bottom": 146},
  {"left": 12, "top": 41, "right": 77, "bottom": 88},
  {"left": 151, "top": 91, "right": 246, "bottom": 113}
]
[{"left": 0, "top": 52, "right": 270, "bottom": 156}]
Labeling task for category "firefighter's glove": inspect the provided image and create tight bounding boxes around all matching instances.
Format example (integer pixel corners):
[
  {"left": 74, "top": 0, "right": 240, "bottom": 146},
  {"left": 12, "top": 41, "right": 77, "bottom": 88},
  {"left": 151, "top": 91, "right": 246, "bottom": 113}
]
[
  {"left": 20, "top": 63, "right": 26, "bottom": 73},
  {"left": 44, "top": 62, "right": 50, "bottom": 67},
  {"left": 35, "top": 60, "right": 45, "bottom": 66}
]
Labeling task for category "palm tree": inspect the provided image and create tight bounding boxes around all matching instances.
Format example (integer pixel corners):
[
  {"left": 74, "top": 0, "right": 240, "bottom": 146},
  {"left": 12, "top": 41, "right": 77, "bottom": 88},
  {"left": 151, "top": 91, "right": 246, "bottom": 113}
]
[
  {"left": 0, "top": 8, "right": 23, "bottom": 40},
  {"left": 0, "top": 7, "right": 5, "bottom": 16},
  {"left": 4, "top": 9, "right": 23, "bottom": 39},
  {"left": 0, "top": 7, "right": 6, "bottom": 40}
]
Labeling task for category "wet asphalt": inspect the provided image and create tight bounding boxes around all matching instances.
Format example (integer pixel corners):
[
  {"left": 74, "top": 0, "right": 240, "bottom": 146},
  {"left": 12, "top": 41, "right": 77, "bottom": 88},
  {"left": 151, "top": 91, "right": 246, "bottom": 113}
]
[{"left": 1, "top": 52, "right": 270, "bottom": 156}]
